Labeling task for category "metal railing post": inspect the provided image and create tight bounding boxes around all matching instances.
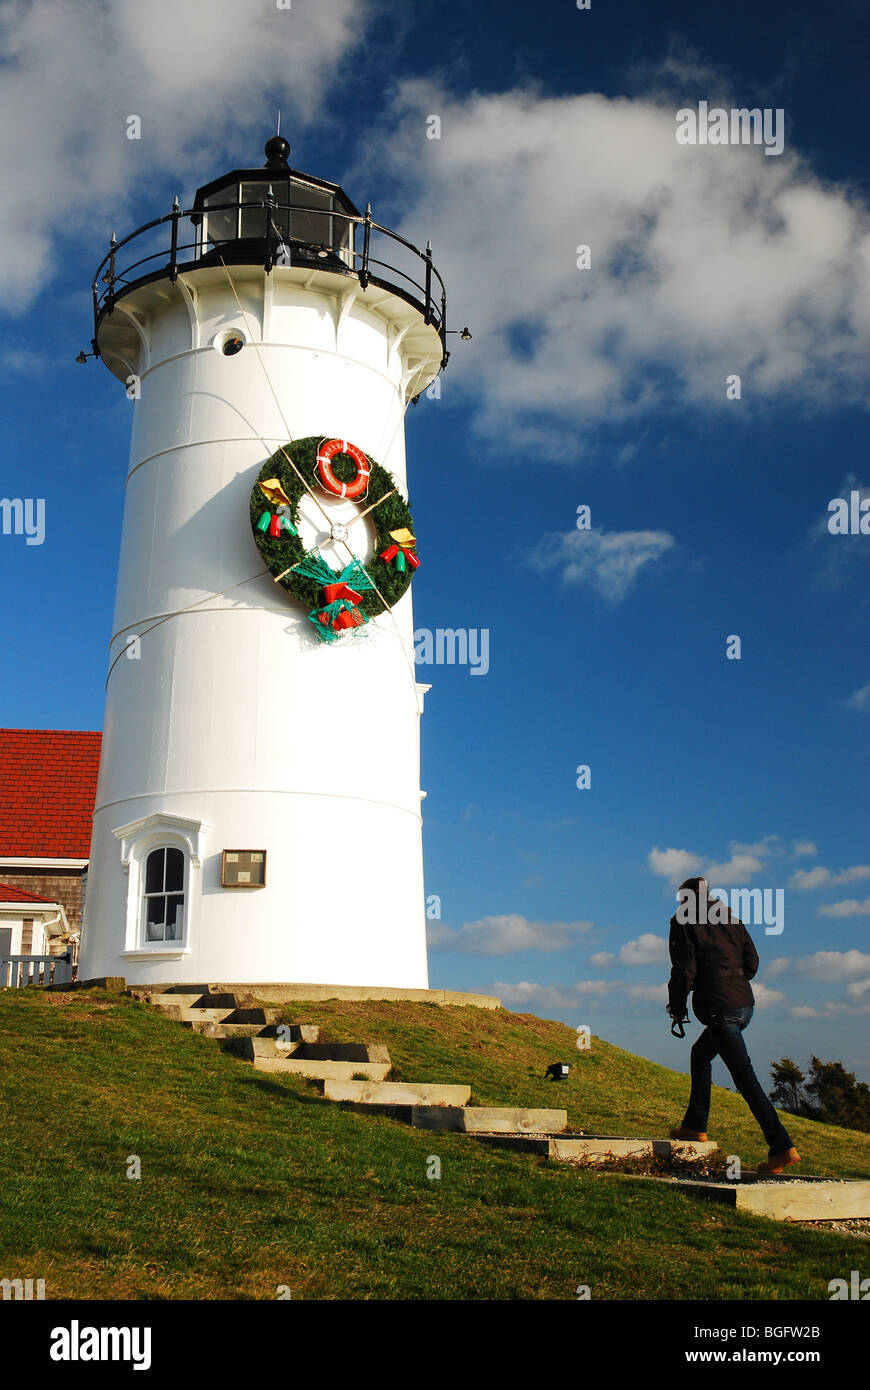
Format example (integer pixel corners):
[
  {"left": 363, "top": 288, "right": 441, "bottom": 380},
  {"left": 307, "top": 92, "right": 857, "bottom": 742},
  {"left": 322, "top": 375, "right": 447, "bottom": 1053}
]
[
  {"left": 423, "top": 240, "right": 433, "bottom": 326},
  {"left": 169, "top": 196, "right": 179, "bottom": 282},
  {"left": 360, "top": 204, "right": 372, "bottom": 290}
]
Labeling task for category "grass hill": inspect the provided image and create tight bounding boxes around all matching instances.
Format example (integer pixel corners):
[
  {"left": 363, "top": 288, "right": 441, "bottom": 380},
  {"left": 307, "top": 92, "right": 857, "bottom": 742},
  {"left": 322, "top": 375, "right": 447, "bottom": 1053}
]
[{"left": 1, "top": 987, "right": 868, "bottom": 1300}]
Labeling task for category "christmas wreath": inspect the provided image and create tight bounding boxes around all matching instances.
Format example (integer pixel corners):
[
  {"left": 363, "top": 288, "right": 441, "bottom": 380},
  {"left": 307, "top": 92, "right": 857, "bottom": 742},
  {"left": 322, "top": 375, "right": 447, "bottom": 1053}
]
[{"left": 250, "top": 436, "right": 419, "bottom": 641}]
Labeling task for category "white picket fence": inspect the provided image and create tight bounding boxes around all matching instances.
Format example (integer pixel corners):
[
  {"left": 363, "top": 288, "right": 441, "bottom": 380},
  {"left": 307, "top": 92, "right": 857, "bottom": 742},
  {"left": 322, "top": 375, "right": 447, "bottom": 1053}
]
[{"left": 0, "top": 953, "right": 74, "bottom": 988}]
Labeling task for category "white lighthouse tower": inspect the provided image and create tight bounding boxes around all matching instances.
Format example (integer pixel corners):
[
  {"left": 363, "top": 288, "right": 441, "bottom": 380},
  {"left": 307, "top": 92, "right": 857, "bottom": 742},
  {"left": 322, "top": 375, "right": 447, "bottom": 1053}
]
[{"left": 79, "top": 135, "right": 448, "bottom": 988}]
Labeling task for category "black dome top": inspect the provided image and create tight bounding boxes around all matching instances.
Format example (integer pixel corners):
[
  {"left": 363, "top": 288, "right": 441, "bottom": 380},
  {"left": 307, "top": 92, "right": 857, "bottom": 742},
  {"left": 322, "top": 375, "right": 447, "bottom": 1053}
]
[{"left": 264, "top": 136, "right": 290, "bottom": 169}]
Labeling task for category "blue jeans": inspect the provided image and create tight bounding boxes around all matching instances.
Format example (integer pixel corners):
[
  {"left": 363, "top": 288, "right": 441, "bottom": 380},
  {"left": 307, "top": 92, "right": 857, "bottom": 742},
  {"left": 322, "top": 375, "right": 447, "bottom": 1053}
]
[{"left": 683, "top": 1005, "right": 794, "bottom": 1154}]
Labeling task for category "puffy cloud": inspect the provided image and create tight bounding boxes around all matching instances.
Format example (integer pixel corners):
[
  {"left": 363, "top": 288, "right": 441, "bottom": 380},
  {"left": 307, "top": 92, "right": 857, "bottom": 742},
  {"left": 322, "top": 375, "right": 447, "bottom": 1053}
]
[
  {"left": 428, "top": 913, "right": 593, "bottom": 956},
  {"left": 588, "top": 936, "right": 668, "bottom": 967},
  {"left": 0, "top": 0, "right": 366, "bottom": 308},
  {"left": 626, "top": 982, "right": 667, "bottom": 1002},
  {"left": 765, "top": 957, "right": 791, "bottom": 978},
  {"left": 648, "top": 839, "right": 779, "bottom": 886},
  {"left": 526, "top": 526, "right": 675, "bottom": 603},
  {"left": 587, "top": 951, "right": 617, "bottom": 968},
  {"left": 845, "top": 979, "right": 870, "bottom": 1000},
  {"left": 789, "top": 865, "right": 870, "bottom": 889},
  {"left": 493, "top": 981, "right": 582, "bottom": 1013},
  {"left": 789, "top": 867, "right": 833, "bottom": 890},
  {"left": 845, "top": 682, "right": 870, "bottom": 711},
  {"left": 648, "top": 847, "right": 703, "bottom": 881},
  {"left": 818, "top": 897, "right": 870, "bottom": 918},
  {"left": 705, "top": 852, "right": 765, "bottom": 885},
  {"left": 617, "top": 933, "right": 669, "bottom": 966},
  {"left": 750, "top": 981, "right": 786, "bottom": 1009},
  {"left": 792, "top": 950, "right": 870, "bottom": 979},
  {"left": 383, "top": 80, "right": 870, "bottom": 441},
  {"left": 792, "top": 840, "right": 818, "bottom": 857}
]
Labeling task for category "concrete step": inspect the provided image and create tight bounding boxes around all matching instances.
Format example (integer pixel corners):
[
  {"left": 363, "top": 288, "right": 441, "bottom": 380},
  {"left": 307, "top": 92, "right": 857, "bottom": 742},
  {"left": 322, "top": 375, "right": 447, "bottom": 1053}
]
[
  {"left": 474, "top": 1134, "right": 719, "bottom": 1163},
  {"left": 251, "top": 1057, "right": 392, "bottom": 1081},
  {"left": 221, "top": 1036, "right": 386, "bottom": 1063},
  {"left": 144, "top": 992, "right": 208, "bottom": 1011},
  {"left": 319, "top": 1079, "right": 472, "bottom": 1107},
  {"left": 181, "top": 1011, "right": 303, "bottom": 1037},
  {"left": 408, "top": 1106, "right": 569, "bottom": 1134},
  {"left": 622, "top": 1174, "right": 870, "bottom": 1221},
  {"left": 156, "top": 1006, "right": 236, "bottom": 1023}
]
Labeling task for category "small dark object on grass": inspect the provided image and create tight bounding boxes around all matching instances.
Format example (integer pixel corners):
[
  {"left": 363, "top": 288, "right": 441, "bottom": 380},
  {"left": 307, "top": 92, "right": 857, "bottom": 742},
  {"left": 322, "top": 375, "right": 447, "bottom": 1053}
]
[{"left": 545, "top": 1062, "right": 570, "bottom": 1081}]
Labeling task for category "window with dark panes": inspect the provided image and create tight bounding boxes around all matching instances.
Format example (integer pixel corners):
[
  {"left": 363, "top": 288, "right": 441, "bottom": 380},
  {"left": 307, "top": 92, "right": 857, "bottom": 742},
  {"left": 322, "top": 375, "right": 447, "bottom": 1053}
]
[{"left": 143, "top": 847, "right": 185, "bottom": 943}]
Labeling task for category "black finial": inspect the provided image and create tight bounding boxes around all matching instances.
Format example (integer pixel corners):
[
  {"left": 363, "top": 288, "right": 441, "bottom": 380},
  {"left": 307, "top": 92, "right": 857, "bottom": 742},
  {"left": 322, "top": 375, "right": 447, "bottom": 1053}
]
[{"left": 264, "top": 135, "right": 290, "bottom": 169}]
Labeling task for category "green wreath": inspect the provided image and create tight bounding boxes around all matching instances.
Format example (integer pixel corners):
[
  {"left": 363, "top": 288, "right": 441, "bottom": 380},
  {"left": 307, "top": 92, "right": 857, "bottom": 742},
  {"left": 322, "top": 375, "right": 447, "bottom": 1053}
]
[{"left": 249, "top": 436, "right": 418, "bottom": 636}]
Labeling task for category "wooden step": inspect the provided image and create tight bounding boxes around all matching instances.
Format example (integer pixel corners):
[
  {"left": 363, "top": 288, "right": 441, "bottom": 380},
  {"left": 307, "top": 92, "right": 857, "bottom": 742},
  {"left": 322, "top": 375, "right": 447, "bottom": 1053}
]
[
  {"left": 251, "top": 1057, "right": 392, "bottom": 1081},
  {"left": 409, "top": 1106, "right": 568, "bottom": 1134},
  {"left": 621, "top": 1174, "right": 870, "bottom": 1221},
  {"left": 474, "top": 1134, "right": 719, "bottom": 1163},
  {"left": 156, "top": 1005, "right": 236, "bottom": 1023},
  {"left": 146, "top": 992, "right": 208, "bottom": 1011},
  {"left": 221, "top": 1035, "right": 386, "bottom": 1062},
  {"left": 319, "top": 1080, "right": 472, "bottom": 1107},
  {"left": 182, "top": 1011, "right": 300, "bottom": 1037}
]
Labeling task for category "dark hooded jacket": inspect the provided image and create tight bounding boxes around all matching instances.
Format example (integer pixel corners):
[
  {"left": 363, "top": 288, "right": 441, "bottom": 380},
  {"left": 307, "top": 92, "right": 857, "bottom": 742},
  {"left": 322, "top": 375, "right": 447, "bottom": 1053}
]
[{"left": 667, "top": 895, "right": 758, "bottom": 1025}]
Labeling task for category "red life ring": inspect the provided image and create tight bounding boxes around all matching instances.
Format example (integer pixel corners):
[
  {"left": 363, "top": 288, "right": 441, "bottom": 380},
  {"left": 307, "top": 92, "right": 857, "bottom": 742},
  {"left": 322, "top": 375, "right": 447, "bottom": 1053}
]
[{"left": 316, "top": 438, "right": 371, "bottom": 500}]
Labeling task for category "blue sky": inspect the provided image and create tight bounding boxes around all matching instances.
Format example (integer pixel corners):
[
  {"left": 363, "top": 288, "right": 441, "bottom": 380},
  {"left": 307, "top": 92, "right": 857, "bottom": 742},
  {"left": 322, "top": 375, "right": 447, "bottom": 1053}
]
[{"left": 0, "top": 0, "right": 868, "bottom": 1095}]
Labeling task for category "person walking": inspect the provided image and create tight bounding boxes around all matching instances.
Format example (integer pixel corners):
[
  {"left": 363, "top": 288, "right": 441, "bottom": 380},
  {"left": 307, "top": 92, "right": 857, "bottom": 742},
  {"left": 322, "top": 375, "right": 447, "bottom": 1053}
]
[{"left": 666, "top": 875, "right": 800, "bottom": 1174}]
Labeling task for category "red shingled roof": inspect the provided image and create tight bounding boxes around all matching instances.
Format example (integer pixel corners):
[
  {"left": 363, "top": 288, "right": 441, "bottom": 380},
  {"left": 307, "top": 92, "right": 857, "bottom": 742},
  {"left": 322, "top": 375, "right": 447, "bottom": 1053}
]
[
  {"left": 0, "top": 729, "right": 102, "bottom": 859},
  {"left": 0, "top": 882, "right": 58, "bottom": 905}
]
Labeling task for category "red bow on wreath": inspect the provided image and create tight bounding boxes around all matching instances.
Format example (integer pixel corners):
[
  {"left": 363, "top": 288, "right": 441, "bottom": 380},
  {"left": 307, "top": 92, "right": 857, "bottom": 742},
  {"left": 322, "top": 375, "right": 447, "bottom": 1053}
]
[{"left": 379, "top": 527, "right": 420, "bottom": 574}]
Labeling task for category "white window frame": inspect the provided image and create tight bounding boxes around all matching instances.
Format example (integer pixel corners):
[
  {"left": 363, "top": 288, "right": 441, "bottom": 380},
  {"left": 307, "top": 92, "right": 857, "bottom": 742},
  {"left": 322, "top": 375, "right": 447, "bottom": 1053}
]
[{"left": 112, "top": 812, "right": 210, "bottom": 961}]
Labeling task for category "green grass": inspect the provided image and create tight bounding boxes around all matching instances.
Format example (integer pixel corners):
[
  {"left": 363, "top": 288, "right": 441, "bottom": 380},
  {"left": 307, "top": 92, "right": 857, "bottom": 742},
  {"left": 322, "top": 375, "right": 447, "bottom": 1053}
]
[{"left": 0, "top": 988, "right": 867, "bottom": 1301}]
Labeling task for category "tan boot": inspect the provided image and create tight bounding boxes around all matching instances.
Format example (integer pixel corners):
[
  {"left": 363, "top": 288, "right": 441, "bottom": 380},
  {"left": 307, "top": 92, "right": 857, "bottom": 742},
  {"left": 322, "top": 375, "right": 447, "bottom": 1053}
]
[
  {"left": 756, "top": 1146, "right": 801, "bottom": 1175},
  {"left": 669, "top": 1125, "right": 708, "bottom": 1142}
]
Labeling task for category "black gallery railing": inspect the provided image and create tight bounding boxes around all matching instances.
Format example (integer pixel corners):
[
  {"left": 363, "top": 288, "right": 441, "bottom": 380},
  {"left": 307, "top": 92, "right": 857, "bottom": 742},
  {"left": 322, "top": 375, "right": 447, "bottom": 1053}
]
[{"left": 91, "top": 197, "right": 449, "bottom": 366}]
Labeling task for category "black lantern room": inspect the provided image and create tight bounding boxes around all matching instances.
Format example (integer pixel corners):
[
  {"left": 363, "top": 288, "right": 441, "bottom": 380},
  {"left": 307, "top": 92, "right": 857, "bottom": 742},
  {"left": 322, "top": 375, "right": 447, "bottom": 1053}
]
[{"left": 190, "top": 136, "right": 360, "bottom": 272}]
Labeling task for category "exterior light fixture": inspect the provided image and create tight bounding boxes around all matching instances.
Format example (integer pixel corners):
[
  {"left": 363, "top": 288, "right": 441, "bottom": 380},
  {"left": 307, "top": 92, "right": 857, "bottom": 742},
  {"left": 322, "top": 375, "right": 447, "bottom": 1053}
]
[{"left": 545, "top": 1062, "right": 571, "bottom": 1080}]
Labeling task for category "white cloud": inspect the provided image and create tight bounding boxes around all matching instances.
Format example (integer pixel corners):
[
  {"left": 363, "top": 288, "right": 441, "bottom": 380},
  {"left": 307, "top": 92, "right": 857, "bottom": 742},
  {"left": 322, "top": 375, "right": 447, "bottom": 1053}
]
[
  {"left": 749, "top": 981, "right": 785, "bottom": 1009},
  {"left": 617, "top": 933, "right": 669, "bottom": 966},
  {"left": 428, "top": 914, "right": 593, "bottom": 956},
  {"left": 384, "top": 81, "right": 870, "bottom": 440},
  {"left": 588, "top": 936, "right": 667, "bottom": 967},
  {"left": 789, "top": 867, "right": 833, "bottom": 890},
  {"left": 587, "top": 951, "right": 617, "bottom": 968},
  {"left": 845, "top": 979, "right": 870, "bottom": 1000},
  {"left": 792, "top": 840, "right": 818, "bottom": 857},
  {"left": 789, "top": 1005, "right": 822, "bottom": 1019},
  {"left": 0, "top": 0, "right": 366, "bottom": 309},
  {"left": 792, "top": 949, "right": 870, "bottom": 979},
  {"left": 705, "top": 852, "right": 765, "bottom": 885},
  {"left": 526, "top": 527, "right": 675, "bottom": 603},
  {"left": 765, "top": 957, "right": 791, "bottom": 978},
  {"left": 789, "top": 864, "right": 870, "bottom": 889},
  {"left": 648, "top": 847, "right": 703, "bottom": 881},
  {"left": 494, "top": 981, "right": 581, "bottom": 1013},
  {"left": 626, "top": 982, "right": 667, "bottom": 1002},
  {"left": 818, "top": 897, "right": 870, "bottom": 918},
  {"left": 845, "top": 682, "right": 870, "bottom": 711}
]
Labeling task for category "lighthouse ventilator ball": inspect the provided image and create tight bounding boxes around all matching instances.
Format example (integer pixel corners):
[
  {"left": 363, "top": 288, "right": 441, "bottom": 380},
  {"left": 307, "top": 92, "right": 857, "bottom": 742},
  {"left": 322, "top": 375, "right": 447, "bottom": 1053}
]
[{"left": 250, "top": 436, "right": 419, "bottom": 642}]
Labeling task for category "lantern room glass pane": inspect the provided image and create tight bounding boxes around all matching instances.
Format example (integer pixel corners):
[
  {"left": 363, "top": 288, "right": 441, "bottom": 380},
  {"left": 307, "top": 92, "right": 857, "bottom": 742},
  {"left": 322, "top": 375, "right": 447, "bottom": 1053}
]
[
  {"left": 203, "top": 186, "right": 238, "bottom": 244},
  {"left": 291, "top": 183, "right": 333, "bottom": 247},
  {"left": 239, "top": 180, "right": 290, "bottom": 240}
]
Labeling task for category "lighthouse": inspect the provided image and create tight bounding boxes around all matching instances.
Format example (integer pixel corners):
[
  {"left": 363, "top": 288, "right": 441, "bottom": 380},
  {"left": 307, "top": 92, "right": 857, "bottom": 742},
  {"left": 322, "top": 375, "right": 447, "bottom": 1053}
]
[{"left": 79, "top": 136, "right": 448, "bottom": 988}]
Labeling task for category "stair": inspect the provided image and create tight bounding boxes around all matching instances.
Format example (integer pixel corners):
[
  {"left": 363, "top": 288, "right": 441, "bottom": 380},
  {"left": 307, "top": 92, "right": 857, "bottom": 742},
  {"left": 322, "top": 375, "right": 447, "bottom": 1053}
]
[
  {"left": 408, "top": 1105, "right": 569, "bottom": 1134},
  {"left": 474, "top": 1133, "right": 719, "bottom": 1163},
  {"left": 125, "top": 985, "right": 870, "bottom": 1222},
  {"left": 319, "top": 1079, "right": 472, "bottom": 1107}
]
